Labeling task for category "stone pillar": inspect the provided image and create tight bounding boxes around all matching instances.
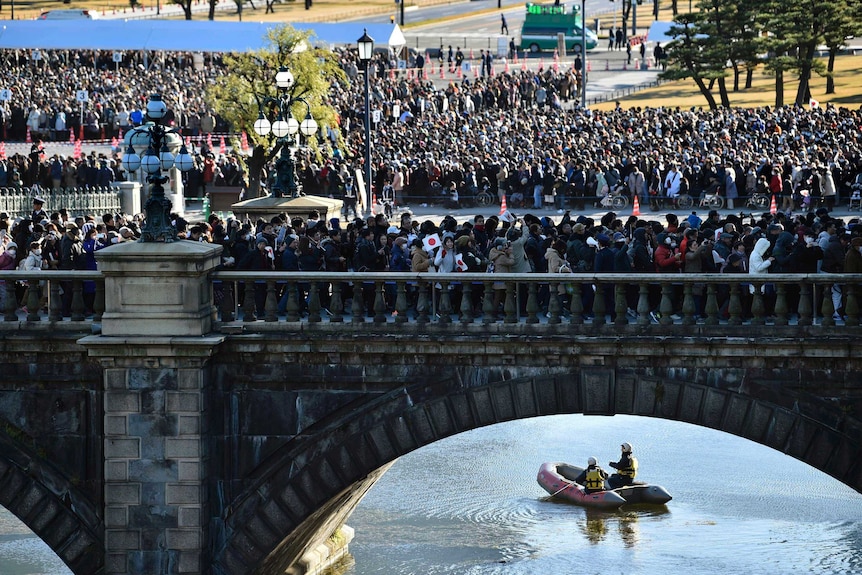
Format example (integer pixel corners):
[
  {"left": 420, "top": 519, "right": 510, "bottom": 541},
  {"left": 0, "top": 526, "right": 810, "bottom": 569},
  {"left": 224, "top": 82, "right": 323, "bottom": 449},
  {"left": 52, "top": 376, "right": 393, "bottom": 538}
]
[
  {"left": 80, "top": 240, "right": 223, "bottom": 574},
  {"left": 117, "top": 181, "right": 142, "bottom": 216}
]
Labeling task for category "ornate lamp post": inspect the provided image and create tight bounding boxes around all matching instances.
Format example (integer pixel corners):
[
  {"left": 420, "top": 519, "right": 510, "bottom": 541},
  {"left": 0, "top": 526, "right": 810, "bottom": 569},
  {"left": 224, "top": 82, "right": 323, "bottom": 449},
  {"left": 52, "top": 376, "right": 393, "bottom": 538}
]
[
  {"left": 121, "top": 94, "right": 194, "bottom": 243},
  {"left": 357, "top": 29, "right": 374, "bottom": 215},
  {"left": 252, "top": 66, "right": 319, "bottom": 198}
]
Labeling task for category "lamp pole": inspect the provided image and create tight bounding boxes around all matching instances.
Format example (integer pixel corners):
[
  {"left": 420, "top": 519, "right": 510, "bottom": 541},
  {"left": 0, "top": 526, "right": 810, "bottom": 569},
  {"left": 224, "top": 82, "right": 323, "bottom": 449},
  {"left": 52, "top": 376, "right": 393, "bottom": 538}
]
[
  {"left": 581, "top": 0, "right": 587, "bottom": 109},
  {"left": 357, "top": 29, "right": 375, "bottom": 216},
  {"left": 252, "top": 66, "right": 318, "bottom": 198},
  {"left": 121, "top": 94, "right": 194, "bottom": 243}
]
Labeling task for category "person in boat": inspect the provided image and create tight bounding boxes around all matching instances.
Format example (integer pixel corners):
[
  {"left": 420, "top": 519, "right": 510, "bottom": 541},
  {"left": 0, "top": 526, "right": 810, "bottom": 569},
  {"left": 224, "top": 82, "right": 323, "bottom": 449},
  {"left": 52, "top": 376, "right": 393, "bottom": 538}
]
[
  {"left": 576, "top": 456, "right": 609, "bottom": 494},
  {"left": 608, "top": 442, "right": 639, "bottom": 488}
]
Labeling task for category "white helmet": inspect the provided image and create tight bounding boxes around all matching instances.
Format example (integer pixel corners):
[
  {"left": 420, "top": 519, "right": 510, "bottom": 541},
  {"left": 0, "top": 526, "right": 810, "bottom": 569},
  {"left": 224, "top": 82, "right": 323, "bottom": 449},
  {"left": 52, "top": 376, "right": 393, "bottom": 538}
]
[
  {"left": 587, "top": 456, "right": 598, "bottom": 466},
  {"left": 621, "top": 442, "right": 633, "bottom": 453}
]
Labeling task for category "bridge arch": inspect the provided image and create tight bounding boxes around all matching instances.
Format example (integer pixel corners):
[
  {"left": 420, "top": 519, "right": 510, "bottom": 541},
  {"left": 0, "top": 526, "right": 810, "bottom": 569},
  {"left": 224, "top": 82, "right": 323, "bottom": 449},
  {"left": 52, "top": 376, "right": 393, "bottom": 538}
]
[
  {"left": 0, "top": 428, "right": 103, "bottom": 575},
  {"left": 213, "top": 368, "right": 862, "bottom": 573}
]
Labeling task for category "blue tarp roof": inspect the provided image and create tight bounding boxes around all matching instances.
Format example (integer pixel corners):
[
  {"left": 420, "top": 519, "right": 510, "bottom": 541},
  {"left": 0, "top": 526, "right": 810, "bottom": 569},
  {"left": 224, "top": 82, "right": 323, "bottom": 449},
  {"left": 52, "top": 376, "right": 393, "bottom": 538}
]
[{"left": 0, "top": 20, "right": 405, "bottom": 52}]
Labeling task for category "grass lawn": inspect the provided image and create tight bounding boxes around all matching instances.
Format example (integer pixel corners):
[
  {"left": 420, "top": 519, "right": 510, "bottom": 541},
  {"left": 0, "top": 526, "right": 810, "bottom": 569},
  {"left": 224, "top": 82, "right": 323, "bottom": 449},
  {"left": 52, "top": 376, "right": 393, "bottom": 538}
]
[{"left": 592, "top": 53, "right": 862, "bottom": 111}]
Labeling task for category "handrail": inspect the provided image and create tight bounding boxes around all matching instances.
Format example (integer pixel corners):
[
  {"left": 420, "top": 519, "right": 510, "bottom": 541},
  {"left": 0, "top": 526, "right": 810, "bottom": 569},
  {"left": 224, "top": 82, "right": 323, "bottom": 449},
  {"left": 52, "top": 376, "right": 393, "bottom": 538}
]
[{"left": 209, "top": 270, "right": 862, "bottom": 328}]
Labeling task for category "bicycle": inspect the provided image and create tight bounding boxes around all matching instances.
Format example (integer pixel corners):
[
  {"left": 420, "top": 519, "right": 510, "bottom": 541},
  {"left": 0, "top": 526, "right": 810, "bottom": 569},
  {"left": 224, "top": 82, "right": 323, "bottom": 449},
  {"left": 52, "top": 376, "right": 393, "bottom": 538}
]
[
  {"left": 745, "top": 193, "right": 771, "bottom": 210},
  {"left": 599, "top": 187, "right": 629, "bottom": 210},
  {"left": 672, "top": 192, "right": 723, "bottom": 210}
]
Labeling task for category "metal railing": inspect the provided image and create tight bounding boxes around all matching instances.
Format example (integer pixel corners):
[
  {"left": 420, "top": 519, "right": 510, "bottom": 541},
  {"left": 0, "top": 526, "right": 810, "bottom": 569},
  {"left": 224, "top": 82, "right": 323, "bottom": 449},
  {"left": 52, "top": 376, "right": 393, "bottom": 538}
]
[
  {"left": 211, "top": 271, "right": 862, "bottom": 329},
  {"left": 0, "top": 186, "right": 122, "bottom": 219}
]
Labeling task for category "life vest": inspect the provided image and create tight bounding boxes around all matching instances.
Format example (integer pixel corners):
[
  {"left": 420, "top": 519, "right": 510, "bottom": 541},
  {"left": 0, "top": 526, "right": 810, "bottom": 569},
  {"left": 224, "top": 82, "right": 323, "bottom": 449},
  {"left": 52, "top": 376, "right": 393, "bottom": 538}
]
[
  {"left": 618, "top": 456, "right": 639, "bottom": 479},
  {"left": 584, "top": 467, "right": 605, "bottom": 491}
]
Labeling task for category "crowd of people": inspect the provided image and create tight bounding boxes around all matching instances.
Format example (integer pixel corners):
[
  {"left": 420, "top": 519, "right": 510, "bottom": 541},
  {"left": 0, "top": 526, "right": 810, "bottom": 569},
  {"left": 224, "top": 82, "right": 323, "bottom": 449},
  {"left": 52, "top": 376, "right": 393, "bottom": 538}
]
[
  {"left": 2, "top": 46, "right": 862, "bottom": 320},
  {"left": 4, "top": 46, "right": 862, "bottom": 216}
]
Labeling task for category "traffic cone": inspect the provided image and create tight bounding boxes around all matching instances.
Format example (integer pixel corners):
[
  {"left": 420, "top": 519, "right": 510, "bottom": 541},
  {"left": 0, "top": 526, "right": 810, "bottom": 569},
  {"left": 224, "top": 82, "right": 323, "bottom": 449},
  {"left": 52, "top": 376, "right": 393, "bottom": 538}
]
[
  {"left": 587, "top": 60, "right": 592, "bottom": 72},
  {"left": 25, "top": 127, "right": 31, "bottom": 143},
  {"left": 241, "top": 131, "right": 249, "bottom": 152},
  {"left": 423, "top": 67, "right": 428, "bottom": 80},
  {"left": 632, "top": 195, "right": 641, "bottom": 217},
  {"left": 219, "top": 135, "right": 226, "bottom": 155},
  {"left": 605, "top": 59, "right": 609, "bottom": 71},
  {"left": 500, "top": 195, "right": 507, "bottom": 216},
  {"left": 505, "top": 59, "right": 510, "bottom": 73},
  {"left": 69, "top": 130, "right": 75, "bottom": 143},
  {"left": 0, "top": 142, "right": 6, "bottom": 160},
  {"left": 440, "top": 65, "right": 445, "bottom": 79},
  {"left": 73, "top": 140, "right": 82, "bottom": 160},
  {"left": 79, "top": 126, "right": 84, "bottom": 141},
  {"left": 206, "top": 133, "right": 213, "bottom": 149},
  {"left": 770, "top": 194, "right": 777, "bottom": 215},
  {"left": 371, "top": 192, "right": 378, "bottom": 215},
  {"left": 521, "top": 59, "right": 527, "bottom": 72}
]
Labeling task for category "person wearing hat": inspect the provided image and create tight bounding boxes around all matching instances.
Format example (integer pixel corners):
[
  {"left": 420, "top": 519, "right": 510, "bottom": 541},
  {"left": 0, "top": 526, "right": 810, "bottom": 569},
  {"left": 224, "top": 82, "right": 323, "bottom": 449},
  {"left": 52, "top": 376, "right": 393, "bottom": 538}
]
[
  {"left": 0, "top": 240, "right": 16, "bottom": 307},
  {"left": 31, "top": 197, "right": 47, "bottom": 223}
]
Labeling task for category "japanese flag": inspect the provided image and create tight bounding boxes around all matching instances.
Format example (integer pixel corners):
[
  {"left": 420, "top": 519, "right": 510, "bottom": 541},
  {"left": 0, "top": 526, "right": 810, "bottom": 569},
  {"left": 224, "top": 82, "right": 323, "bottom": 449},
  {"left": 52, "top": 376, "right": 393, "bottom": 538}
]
[
  {"left": 809, "top": 98, "right": 819, "bottom": 109},
  {"left": 455, "top": 255, "right": 469, "bottom": 271},
  {"left": 423, "top": 233, "right": 441, "bottom": 253}
]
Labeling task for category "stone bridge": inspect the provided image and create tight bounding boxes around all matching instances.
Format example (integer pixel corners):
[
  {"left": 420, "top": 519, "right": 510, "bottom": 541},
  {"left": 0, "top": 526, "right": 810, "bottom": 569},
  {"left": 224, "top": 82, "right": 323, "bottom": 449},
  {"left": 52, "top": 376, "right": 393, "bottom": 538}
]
[{"left": 0, "top": 241, "right": 860, "bottom": 574}]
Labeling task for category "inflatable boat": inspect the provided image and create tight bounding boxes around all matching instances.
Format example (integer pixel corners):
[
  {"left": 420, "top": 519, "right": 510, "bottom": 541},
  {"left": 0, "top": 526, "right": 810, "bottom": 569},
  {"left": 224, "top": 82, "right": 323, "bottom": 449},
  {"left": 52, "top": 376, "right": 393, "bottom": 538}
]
[{"left": 537, "top": 462, "right": 672, "bottom": 507}]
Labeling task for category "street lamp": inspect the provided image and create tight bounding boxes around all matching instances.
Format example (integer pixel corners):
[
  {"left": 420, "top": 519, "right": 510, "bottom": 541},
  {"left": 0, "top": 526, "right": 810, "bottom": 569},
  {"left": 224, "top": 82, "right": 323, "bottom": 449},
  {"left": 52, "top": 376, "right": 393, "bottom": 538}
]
[
  {"left": 581, "top": 0, "right": 587, "bottom": 109},
  {"left": 357, "top": 28, "right": 374, "bottom": 216},
  {"left": 121, "top": 94, "right": 194, "bottom": 243},
  {"left": 253, "top": 66, "right": 318, "bottom": 198}
]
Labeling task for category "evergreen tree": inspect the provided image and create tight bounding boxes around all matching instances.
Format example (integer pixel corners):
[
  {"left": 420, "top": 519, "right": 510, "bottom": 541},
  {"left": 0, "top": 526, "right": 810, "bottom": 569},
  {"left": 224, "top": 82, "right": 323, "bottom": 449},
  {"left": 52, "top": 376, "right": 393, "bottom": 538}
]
[{"left": 206, "top": 25, "right": 346, "bottom": 198}]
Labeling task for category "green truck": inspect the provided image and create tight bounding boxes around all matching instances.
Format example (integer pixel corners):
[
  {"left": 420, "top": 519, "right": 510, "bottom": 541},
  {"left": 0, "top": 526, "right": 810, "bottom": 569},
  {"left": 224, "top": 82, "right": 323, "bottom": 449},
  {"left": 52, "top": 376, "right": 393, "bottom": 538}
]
[{"left": 519, "top": 2, "right": 599, "bottom": 54}]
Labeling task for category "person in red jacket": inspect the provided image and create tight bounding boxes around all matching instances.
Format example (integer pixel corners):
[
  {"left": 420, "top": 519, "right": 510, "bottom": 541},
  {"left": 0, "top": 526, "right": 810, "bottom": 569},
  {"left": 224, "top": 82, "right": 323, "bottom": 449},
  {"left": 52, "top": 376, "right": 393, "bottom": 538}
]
[{"left": 654, "top": 232, "right": 682, "bottom": 273}]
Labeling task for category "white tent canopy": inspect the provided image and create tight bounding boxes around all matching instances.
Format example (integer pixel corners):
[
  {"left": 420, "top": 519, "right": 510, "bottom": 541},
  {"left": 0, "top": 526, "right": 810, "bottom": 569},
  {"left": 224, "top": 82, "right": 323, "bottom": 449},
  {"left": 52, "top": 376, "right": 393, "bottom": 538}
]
[{"left": 0, "top": 20, "right": 405, "bottom": 52}]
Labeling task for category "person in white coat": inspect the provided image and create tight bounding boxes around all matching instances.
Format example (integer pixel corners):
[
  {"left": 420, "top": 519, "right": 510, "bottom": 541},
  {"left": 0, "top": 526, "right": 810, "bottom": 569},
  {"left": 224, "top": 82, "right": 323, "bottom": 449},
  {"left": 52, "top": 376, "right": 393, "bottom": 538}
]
[{"left": 664, "top": 164, "right": 682, "bottom": 199}]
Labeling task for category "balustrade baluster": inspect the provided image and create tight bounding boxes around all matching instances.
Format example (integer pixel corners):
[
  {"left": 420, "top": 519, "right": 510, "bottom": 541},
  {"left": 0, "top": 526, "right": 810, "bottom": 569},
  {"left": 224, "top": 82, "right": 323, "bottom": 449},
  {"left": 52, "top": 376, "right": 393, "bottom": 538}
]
[
  {"left": 774, "top": 284, "right": 788, "bottom": 326},
  {"left": 750, "top": 282, "right": 765, "bottom": 325},
  {"left": 27, "top": 280, "right": 40, "bottom": 322},
  {"left": 438, "top": 281, "right": 453, "bottom": 323},
  {"left": 569, "top": 283, "right": 583, "bottom": 325},
  {"left": 4, "top": 279, "right": 17, "bottom": 321},
  {"left": 49, "top": 281, "right": 61, "bottom": 322},
  {"left": 704, "top": 283, "right": 719, "bottom": 325},
  {"left": 482, "top": 280, "right": 495, "bottom": 324},
  {"left": 219, "top": 281, "right": 235, "bottom": 322},
  {"left": 659, "top": 283, "right": 673, "bottom": 325},
  {"left": 371, "top": 281, "right": 385, "bottom": 323},
  {"left": 460, "top": 281, "right": 473, "bottom": 324},
  {"left": 416, "top": 280, "right": 430, "bottom": 324},
  {"left": 243, "top": 279, "right": 257, "bottom": 322},
  {"left": 637, "top": 282, "right": 650, "bottom": 325},
  {"left": 548, "top": 282, "right": 562, "bottom": 325},
  {"left": 94, "top": 277, "right": 105, "bottom": 323},
  {"left": 264, "top": 280, "right": 279, "bottom": 322},
  {"left": 307, "top": 281, "right": 322, "bottom": 323},
  {"left": 329, "top": 281, "right": 344, "bottom": 323},
  {"left": 797, "top": 282, "right": 812, "bottom": 326},
  {"left": 614, "top": 283, "right": 627, "bottom": 326},
  {"left": 286, "top": 280, "right": 300, "bottom": 322},
  {"left": 351, "top": 280, "right": 365, "bottom": 323},
  {"left": 504, "top": 282, "right": 517, "bottom": 324},
  {"left": 71, "top": 279, "right": 85, "bottom": 321},
  {"left": 395, "top": 280, "right": 408, "bottom": 324},
  {"left": 593, "top": 280, "right": 606, "bottom": 326},
  {"left": 526, "top": 282, "right": 539, "bottom": 324},
  {"left": 845, "top": 284, "right": 859, "bottom": 327},
  {"left": 728, "top": 283, "right": 742, "bottom": 325},
  {"left": 821, "top": 282, "right": 835, "bottom": 326},
  {"left": 681, "top": 283, "right": 695, "bottom": 325}
]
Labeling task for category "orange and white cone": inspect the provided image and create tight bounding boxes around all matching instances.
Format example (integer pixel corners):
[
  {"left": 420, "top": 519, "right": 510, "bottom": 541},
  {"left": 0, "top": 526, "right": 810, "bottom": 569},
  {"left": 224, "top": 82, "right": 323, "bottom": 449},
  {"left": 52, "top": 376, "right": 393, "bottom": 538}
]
[
  {"left": 25, "top": 127, "right": 31, "bottom": 143},
  {"left": 632, "top": 195, "right": 641, "bottom": 217},
  {"left": 500, "top": 195, "right": 508, "bottom": 216},
  {"left": 770, "top": 194, "right": 777, "bottom": 215},
  {"left": 241, "top": 131, "right": 249, "bottom": 152},
  {"left": 372, "top": 192, "right": 378, "bottom": 215}
]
